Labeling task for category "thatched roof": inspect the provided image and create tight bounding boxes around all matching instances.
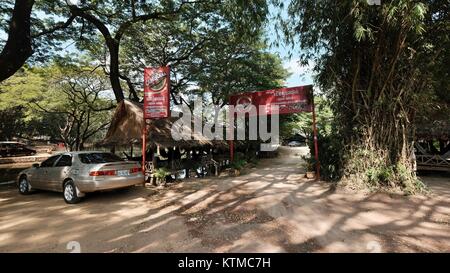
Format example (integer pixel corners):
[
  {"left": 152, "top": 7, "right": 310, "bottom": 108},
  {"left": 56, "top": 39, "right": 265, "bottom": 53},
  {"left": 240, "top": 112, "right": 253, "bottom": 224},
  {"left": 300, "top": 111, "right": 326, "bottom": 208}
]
[{"left": 101, "top": 100, "right": 228, "bottom": 149}]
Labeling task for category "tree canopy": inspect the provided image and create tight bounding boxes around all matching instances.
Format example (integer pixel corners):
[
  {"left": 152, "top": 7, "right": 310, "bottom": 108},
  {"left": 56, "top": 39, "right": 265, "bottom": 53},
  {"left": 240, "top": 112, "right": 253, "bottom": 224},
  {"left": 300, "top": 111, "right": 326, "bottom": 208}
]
[
  {"left": 0, "top": 0, "right": 272, "bottom": 102},
  {"left": 278, "top": 0, "right": 449, "bottom": 192},
  {"left": 0, "top": 64, "right": 114, "bottom": 150},
  {"left": 0, "top": 0, "right": 289, "bottom": 149}
]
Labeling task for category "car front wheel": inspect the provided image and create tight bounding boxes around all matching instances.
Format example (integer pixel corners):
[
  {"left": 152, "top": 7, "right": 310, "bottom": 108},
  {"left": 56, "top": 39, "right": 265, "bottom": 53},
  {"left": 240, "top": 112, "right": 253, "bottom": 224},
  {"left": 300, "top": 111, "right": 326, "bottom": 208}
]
[
  {"left": 63, "top": 180, "right": 81, "bottom": 204},
  {"left": 18, "top": 176, "right": 31, "bottom": 195}
]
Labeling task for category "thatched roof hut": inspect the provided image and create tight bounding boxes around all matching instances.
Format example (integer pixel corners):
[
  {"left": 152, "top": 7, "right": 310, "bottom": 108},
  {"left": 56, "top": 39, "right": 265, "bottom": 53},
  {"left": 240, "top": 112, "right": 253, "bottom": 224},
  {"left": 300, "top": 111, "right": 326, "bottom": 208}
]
[{"left": 101, "top": 100, "right": 228, "bottom": 149}]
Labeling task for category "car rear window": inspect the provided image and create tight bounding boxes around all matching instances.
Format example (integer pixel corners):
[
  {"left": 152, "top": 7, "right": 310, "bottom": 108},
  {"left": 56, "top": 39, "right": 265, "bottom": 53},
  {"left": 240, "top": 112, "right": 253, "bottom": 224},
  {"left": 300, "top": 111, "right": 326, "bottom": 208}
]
[{"left": 78, "top": 153, "right": 125, "bottom": 164}]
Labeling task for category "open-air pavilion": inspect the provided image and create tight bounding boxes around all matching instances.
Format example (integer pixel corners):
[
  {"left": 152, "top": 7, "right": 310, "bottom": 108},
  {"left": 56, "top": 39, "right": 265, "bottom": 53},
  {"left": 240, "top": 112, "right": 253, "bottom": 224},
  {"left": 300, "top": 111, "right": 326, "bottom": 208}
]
[{"left": 101, "top": 100, "right": 230, "bottom": 182}]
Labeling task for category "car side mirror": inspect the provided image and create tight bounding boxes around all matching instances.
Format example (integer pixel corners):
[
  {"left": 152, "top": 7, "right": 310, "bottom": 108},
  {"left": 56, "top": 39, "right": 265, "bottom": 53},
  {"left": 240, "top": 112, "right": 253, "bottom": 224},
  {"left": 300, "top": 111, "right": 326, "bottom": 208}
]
[{"left": 32, "top": 163, "right": 40, "bottom": 168}]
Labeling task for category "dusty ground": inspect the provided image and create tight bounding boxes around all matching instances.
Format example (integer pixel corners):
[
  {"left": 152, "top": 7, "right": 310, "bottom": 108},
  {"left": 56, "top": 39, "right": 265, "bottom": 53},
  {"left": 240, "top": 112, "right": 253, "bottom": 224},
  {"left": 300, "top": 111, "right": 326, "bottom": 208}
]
[{"left": 0, "top": 147, "right": 449, "bottom": 253}]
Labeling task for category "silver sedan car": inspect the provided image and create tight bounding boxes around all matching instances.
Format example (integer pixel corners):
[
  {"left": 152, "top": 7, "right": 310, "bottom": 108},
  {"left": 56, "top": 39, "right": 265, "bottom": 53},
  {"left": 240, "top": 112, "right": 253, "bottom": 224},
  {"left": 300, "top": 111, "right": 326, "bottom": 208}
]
[{"left": 17, "top": 151, "right": 144, "bottom": 204}]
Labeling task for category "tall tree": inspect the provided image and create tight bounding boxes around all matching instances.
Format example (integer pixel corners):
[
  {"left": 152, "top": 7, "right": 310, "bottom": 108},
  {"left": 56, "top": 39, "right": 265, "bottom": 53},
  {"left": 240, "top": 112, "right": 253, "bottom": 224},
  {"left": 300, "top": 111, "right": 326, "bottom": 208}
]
[
  {"left": 0, "top": 0, "right": 34, "bottom": 82},
  {"left": 33, "top": 65, "right": 114, "bottom": 151},
  {"left": 193, "top": 36, "right": 289, "bottom": 107},
  {"left": 0, "top": 64, "right": 114, "bottom": 149},
  {"left": 0, "top": 0, "right": 270, "bottom": 103},
  {"left": 117, "top": 20, "right": 288, "bottom": 107},
  {"left": 278, "top": 0, "right": 448, "bottom": 192},
  {"left": 68, "top": 0, "right": 270, "bottom": 103}
]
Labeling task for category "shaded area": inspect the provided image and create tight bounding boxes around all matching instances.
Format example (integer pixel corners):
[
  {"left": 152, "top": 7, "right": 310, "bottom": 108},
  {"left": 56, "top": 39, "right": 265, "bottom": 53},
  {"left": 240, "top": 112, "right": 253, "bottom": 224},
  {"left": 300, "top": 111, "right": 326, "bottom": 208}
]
[{"left": 0, "top": 147, "right": 448, "bottom": 252}]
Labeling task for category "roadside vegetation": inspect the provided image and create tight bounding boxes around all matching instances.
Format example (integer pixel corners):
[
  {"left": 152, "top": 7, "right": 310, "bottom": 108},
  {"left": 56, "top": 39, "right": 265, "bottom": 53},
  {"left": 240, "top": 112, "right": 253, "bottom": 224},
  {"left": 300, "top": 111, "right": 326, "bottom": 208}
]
[{"left": 276, "top": 0, "right": 449, "bottom": 194}]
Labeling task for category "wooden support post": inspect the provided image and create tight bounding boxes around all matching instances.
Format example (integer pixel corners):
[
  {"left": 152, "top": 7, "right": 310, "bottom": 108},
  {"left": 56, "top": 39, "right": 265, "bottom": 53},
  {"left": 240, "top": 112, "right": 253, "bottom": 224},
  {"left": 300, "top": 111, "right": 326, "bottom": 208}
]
[
  {"left": 312, "top": 93, "right": 320, "bottom": 180},
  {"left": 142, "top": 122, "right": 146, "bottom": 176},
  {"left": 229, "top": 97, "right": 234, "bottom": 162},
  {"left": 229, "top": 140, "right": 234, "bottom": 162}
]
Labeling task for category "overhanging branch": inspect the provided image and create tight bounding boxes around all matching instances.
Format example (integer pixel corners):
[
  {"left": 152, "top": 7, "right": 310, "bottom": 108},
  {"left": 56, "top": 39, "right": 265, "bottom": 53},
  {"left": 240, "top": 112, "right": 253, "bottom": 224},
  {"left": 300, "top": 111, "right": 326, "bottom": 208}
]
[{"left": 32, "top": 15, "right": 76, "bottom": 38}]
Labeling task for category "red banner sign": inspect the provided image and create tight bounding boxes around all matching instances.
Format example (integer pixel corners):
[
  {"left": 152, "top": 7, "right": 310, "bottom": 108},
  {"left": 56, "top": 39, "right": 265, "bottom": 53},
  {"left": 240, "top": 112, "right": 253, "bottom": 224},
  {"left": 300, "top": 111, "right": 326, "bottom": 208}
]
[
  {"left": 229, "top": 85, "right": 313, "bottom": 115},
  {"left": 144, "top": 67, "right": 170, "bottom": 119}
]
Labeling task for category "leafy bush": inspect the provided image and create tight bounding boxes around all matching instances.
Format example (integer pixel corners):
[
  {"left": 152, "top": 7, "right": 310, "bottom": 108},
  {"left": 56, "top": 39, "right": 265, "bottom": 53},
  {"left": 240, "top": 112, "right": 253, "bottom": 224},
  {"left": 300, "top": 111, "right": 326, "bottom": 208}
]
[
  {"left": 154, "top": 168, "right": 170, "bottom": 180},
  {"left": 231, "top": 151, "right": 253, "bottom": 170},
  {"left": 231, "top": 159, "right": 247, "bottom": 170},
  {"left": 301, "top": 155, "right": 316, "bottom": 172},
  {"left": 306, "top": 133, "right": 343, "bottom": 181},
  {"left": 366, "top": 166, "right": 394, "bottom": 186}
]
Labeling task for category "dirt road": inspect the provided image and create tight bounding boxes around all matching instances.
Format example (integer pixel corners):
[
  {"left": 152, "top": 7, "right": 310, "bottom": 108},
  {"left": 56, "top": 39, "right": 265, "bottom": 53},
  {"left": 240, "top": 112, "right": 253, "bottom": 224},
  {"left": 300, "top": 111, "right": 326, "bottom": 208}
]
[{"left": 0, "top": 147, "right": 449, "bottom": 252}]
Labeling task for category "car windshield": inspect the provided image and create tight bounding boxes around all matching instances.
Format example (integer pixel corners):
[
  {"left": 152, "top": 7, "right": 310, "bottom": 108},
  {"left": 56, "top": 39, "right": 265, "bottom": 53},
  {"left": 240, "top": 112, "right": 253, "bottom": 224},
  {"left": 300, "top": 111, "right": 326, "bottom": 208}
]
[{"left": 78, "top": 153, "right": 125, "bottom": 164}]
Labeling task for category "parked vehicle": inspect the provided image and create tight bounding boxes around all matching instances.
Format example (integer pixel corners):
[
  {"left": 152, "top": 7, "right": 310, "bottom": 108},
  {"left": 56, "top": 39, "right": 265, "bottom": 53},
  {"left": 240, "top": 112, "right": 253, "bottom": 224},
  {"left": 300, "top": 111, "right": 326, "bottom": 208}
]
[
  {"left": 287, "top": 140, "right": 303, "bottom": 147},
  {"left": 0, "top": 141, "right": 37, "bottom": 157},
  {"left": 17, "top": 152, "right": 144, "bottom": 204}
]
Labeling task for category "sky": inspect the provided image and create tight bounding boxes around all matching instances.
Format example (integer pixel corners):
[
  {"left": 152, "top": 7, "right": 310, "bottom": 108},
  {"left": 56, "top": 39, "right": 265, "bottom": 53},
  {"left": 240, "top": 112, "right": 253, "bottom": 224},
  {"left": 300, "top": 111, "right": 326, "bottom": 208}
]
[{"left": 265, "top": 5, "right": 314, "bottom": 88}]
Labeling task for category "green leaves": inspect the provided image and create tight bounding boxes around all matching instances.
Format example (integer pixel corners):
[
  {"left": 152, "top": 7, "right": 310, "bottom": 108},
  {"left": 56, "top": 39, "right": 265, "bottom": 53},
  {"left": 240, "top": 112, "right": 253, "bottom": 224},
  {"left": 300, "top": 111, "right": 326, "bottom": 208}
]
[
  {"left": 280, "top": 96, "right": 333, "bottom": 140},
  {"left": 117, "top": 3, "right": 286, "bottom": 105},
  {"left": 383, "top": 1, "right": 428, "bottom": 34},
  {"left": 2, "top": 0, "right": 276, "bottom": 103},
  {"left": 0, "top": 66, "right": 47, "bottom": 112},
  {"left": 354, "top": 23, "right": 366, "bottom": 41},
  {"left": 0, "top": 63, "right": 114, "bottom": 146},
  {"left": 411, "top": 3, "right": 427, "bottom": 34},
  {"left": 279, "top": 0, "right": 446, "bottom": 189}
]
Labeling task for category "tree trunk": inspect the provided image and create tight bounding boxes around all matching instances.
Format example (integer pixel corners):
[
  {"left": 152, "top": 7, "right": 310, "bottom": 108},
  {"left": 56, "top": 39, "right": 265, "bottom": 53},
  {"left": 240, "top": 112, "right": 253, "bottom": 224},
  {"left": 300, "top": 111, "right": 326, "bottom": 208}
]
[
  {"left": 339, "top": 83, "right": 420, "bottom": 192},
  {"left": 107, "top": 41, "right": 125, "bottom": 103},
  {"left": 0, "top": 0, "right": 35, "bottom": 82},
  {"left": 68, "top": 5, "right": 126, "bottom": 103}
]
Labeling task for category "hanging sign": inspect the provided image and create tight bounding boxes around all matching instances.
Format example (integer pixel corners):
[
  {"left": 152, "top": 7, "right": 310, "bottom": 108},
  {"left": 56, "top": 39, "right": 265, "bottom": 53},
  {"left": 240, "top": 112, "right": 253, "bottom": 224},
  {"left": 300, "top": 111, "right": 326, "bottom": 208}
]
[
  {"left": 229, "top": 85, "right": 313, "bottom": 115},
  {"left": 144, "top": 67, "right": 170, "bottom": 119}
]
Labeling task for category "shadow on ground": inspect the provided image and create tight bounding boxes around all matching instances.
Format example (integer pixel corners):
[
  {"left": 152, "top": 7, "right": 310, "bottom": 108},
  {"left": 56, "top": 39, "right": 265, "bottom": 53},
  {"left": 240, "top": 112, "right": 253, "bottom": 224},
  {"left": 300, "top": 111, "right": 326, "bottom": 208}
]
[{"left": 0, "top": 147, "right": 448, "bottom": 252}]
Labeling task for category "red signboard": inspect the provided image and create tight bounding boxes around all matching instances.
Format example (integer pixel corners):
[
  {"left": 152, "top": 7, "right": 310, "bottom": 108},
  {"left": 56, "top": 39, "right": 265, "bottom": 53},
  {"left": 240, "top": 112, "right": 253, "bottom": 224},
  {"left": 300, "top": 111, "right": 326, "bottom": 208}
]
[
  {"left": 229, "top": 85, "right": 313, "bottom": 115},
  {"left": 144, "top": 67, "right": 170, "bottom": 119}
]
